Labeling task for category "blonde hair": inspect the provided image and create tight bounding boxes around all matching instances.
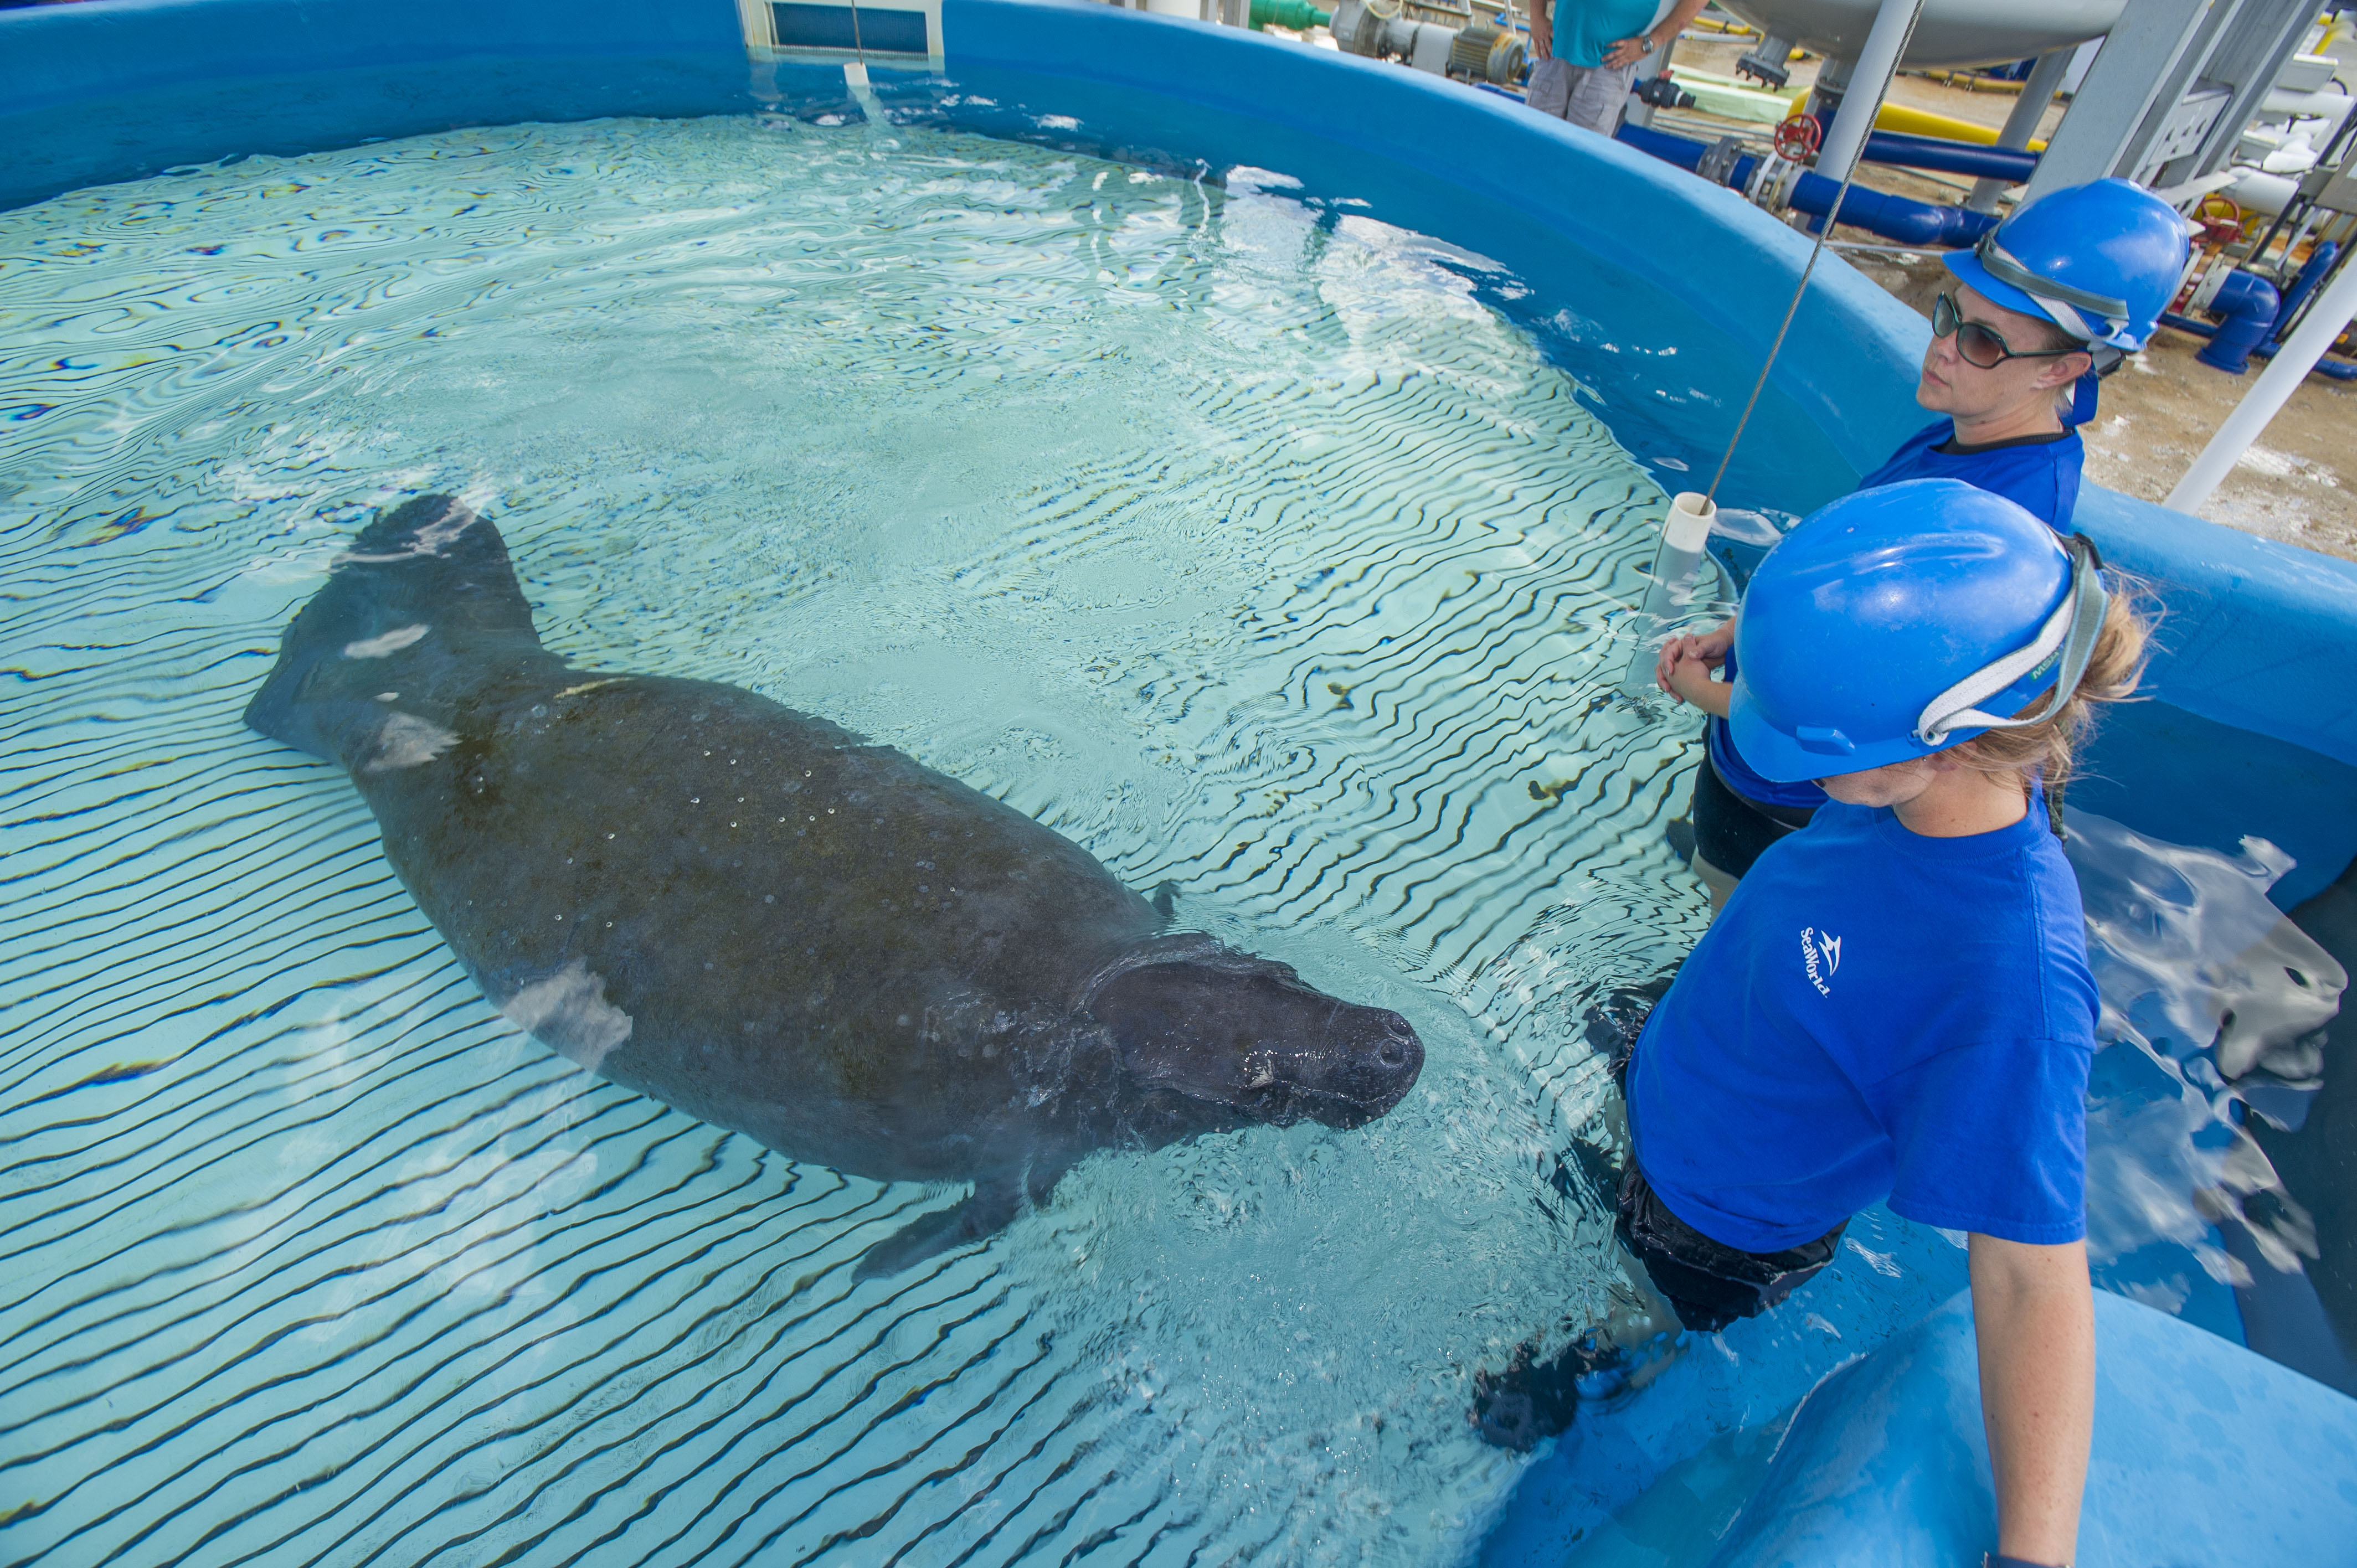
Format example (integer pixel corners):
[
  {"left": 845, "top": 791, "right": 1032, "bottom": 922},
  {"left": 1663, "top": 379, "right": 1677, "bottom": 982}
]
[{"left": 1953, "top": 576, "right": 2152, "bottom": 793}]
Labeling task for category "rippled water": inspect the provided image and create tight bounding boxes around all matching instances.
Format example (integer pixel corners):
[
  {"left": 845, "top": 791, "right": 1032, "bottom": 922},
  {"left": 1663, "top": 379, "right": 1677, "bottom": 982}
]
[
  {"left": 0, "top": 115, "right": 1732, "bottom": 1565},
  {"left": 4, "top": 109, "right": 2331, "bottom": 1567}
]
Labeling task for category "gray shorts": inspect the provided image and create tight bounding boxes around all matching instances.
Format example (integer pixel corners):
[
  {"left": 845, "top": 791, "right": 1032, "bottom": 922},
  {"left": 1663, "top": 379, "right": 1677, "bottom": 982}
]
[{"left": 1525, "top": 56, "right": 1638, "bottom": 135}]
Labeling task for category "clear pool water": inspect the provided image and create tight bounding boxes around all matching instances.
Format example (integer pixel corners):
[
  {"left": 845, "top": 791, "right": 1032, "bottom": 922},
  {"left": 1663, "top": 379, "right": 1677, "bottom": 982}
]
[{"left": 0, "top": 111, "right": 2326, "bottom": 1566}]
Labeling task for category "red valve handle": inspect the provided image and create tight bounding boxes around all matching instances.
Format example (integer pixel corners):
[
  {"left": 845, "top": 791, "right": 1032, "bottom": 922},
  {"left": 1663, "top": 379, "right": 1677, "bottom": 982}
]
[{"left": 1773, "top": 113, "right": 1821, "bottom": 163}]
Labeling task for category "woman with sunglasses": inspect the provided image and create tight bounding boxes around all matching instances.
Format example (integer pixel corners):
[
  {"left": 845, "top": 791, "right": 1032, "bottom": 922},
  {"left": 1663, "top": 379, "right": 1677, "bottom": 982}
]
[
  {"left": 1655, "top": 178, "right": 2188, "bottom": 908},
  {"left": 1480, "top": 479, "right": 2148, "bottom": 1568}
]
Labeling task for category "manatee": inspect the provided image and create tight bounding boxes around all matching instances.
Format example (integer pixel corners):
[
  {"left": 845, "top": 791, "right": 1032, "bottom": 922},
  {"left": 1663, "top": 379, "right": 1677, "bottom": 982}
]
[{"left": 244, "top": 496, "right": 1423, "bottom": 1277}]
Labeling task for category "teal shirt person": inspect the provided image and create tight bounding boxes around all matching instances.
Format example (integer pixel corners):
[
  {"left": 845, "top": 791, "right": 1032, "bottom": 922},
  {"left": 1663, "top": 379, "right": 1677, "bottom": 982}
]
[{"left": 1548, "top": 0, "right": 1661, "bottom": 67}]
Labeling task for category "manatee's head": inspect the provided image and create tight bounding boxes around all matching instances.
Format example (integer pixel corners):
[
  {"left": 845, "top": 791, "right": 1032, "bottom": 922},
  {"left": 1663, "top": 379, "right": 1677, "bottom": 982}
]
[{"left": 1084, "top": 936, "right": 1423, "bottom": 1129}]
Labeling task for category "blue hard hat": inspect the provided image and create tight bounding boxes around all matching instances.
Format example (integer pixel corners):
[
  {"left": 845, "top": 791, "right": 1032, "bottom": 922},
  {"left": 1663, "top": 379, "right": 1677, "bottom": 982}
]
[
  {"left": 1727, "top": 479, "right": 2111, "bottom": 784},
  {"left": 1943, "top": 178, "right": 2192, "bottom": 353}
]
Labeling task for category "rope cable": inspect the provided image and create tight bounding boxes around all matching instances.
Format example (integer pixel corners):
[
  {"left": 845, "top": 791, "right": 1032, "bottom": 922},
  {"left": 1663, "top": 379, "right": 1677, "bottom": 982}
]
[{"left": 1705, "top": 0, "right": 1926, "bottom": 506}]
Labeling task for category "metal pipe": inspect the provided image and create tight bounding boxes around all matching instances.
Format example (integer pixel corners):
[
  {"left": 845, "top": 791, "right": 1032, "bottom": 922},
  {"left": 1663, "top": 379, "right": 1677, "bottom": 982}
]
[
  {"left": 2247, "top": 341, "right": 2357, "bottom": 380},
  {"left": 1614, "top": 122, "right": 1998, "bottom": 247},
  {"left": 2165, "top": 253, "right": 2357, "bottom": 514},
  {"left": 1814, "top": 0, "right": 1925, "bottom": 187},
  {"left": 2269, "top": 240, "right": 2342, "bottom": 339},
  {"left": 2194, "top": 269, "right": 2284, "bottom": 374},
  {"left": 1860, "top": 130, "right": 2037, "bottom": 180},
  {"left": 1615, "top": 121, "right": 1712, "bottom": 174},
  {"left": 1786, "top": 168, "right": 1996, "bottom": 246}
]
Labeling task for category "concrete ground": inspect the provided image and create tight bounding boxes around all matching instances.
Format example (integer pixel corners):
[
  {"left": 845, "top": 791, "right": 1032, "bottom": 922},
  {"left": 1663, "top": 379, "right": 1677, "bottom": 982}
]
[{"left": 1653, "top": 30, "right": 2357, "bottom": 562}]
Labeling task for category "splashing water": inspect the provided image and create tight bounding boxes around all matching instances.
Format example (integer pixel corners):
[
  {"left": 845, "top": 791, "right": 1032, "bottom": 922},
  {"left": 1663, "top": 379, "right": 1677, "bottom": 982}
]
[{"left": 2065, "top": 808, "right": 2343, "bottom": 1317}]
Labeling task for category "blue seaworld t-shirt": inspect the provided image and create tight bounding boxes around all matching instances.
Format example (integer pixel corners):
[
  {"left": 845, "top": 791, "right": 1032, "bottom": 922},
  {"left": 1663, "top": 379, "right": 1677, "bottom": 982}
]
[
  {"left": 1855, "top": 419, "right": 2085, "bottom": 528},
  {"left": 1705, "top": 420, "right": 2087, "bottom": 811},
  {"left": 1625, "top": 794, "right": 2098, "bottom": 1252}
]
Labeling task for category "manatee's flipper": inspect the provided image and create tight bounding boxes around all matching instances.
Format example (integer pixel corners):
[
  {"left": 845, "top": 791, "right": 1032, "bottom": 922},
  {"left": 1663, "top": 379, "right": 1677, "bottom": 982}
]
[
  {"left": 1150, "top": 880, "right": 1179, "bottom": 925},
  {"left": 852, "top": 1174, "right": 1027, "bottom": 1281},
  {"left": 244, "top": 496, "right": 550, "bottom": 764}
]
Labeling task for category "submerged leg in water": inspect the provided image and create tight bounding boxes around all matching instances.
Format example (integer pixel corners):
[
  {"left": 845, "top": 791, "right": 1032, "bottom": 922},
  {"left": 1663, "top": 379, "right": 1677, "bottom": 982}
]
[{"left": 1469, "top": 981, "right": 1840, "bottom": 1450}]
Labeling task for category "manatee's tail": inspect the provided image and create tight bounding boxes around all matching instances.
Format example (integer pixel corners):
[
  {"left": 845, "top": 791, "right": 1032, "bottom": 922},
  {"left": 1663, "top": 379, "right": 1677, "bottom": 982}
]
[{"left": 244, "top": 495, "right": 546, "bottom": 761}]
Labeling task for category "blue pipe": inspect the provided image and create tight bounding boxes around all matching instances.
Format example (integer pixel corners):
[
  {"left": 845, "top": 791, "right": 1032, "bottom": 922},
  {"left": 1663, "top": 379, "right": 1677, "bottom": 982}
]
[
  {"left": 2270, "top": 240, "right": 2340, "bottom": 337},
  {"left": 2249, "top": 341, "right": 2357, "bottom": 380},
  {"left": 2195, "top": 269, "right": 2284, "bottom": 374},
  {"left": 1790, "top": 176, "right": 1995, "bottom": 246},
  {"left": 1618, "top": 121, "right": 1714, "bottom": 173},
  {"left": 1860, "top": 130, "right": 2037, "bottom": 183},
  {"left": 1614, "top": 123, "right": 1996, "bottom": 248},
  {"left": 2168, "top": 247, "right": 2357, "bottom": 378}
]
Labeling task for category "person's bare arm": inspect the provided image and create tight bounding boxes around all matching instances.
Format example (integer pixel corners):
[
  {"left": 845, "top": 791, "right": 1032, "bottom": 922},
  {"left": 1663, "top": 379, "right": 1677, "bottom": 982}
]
[
  {"left": 1529, "top": 0, "right": 1551, "bottom": 60},
  {"left": 1969, "top": 1234, "right": 2094, "bottom": 1566}
]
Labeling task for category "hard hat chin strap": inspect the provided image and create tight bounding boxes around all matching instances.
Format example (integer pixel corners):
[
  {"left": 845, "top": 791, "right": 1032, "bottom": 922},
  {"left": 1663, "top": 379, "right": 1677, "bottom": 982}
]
[
  {"left": 2066, "top": 367, "right": 2103, "bottom": 427},
  {"left": 1913, "top": 535, "right": 2109, "bottom": 746}
]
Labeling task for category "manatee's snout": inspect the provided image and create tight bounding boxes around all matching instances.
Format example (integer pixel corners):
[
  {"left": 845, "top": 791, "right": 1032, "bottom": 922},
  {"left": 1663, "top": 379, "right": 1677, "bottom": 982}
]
[
  {"left": 1314, "top": 1004, "right": 1424, "bottom": 1127},
  {"left": 1086, "top": 937, "right": 1424, "bottom": 1128}
]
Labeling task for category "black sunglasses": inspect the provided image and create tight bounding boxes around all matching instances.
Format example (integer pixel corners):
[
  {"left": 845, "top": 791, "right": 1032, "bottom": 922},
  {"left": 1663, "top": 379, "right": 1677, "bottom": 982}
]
[{"left": 1931, "top": 293, "right": 2084, "bottom": 370}]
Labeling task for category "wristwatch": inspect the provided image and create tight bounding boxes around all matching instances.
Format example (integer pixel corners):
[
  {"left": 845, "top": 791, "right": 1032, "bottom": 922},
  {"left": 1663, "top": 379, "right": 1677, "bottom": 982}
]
[{"left": 1639, "top": 34, "right": 1655, "bottom": 53}]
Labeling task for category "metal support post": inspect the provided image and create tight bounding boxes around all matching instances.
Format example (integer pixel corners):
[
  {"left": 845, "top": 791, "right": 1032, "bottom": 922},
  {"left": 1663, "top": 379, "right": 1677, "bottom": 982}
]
[
  {"left": 2165, "top": 250, "right": 2357, "bottom": 514},
  {"left": 2024, "top": 0, "right": 2216, "bottom": 200},
  {"left": 1965, "top": 47, "right": 2075, "bottom": 213},
  {"left": 1813, "top": 0, "right": 1922, "bottom": 190},
  {"left": 2176, "top": 0, "right": 2322, "bottom": 185}
]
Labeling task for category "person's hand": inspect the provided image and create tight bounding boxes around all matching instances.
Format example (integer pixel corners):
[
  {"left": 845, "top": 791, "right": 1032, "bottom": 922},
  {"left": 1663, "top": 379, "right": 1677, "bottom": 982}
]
[
  {"left": 1686, "top": 617, "right": 1735, "bottom": 664},
  {"left": 1661, "top": 651, "right": 1714, "bottom": 706},
  {"left": 1530, "top": 13, "right": 1552, "bottom": 59},
  {"left": 1602, "top": 32, "right": 1655, "bottom": 68},
  {"left": 1653, "top": 617, "right": 1733, "bottom": 691},
  {"left": 1652, "top": 634, "right": 1701, "bottom": 692},
  {"left": 1658, "top": 641, "right": 1735, "bottom": 717}
]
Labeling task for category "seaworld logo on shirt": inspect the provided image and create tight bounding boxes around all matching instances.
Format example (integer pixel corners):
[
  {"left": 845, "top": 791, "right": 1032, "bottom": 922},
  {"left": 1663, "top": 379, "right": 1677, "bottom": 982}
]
[{"left": 1801, "top": 927, "right": 1840, "bottom": 996}]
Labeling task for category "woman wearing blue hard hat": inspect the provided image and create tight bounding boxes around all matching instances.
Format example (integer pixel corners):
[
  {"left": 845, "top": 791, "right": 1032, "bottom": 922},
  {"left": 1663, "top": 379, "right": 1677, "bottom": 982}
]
[
  {"left": 1658, "top": 179, "right": 2189, "bottom": 908},
  {"left": 1478, "top": 479, "right": 2147, "bottom": 1568}
]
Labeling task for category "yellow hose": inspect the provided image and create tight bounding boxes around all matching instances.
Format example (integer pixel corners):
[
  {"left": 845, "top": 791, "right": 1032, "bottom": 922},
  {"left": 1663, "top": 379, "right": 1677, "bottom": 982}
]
[{"left": 1866, "top": 100, "right": 2047, "bottom": 152}]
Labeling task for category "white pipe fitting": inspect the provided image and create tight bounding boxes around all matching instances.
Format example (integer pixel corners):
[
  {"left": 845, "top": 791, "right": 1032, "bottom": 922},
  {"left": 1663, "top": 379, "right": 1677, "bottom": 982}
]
[{"left": 1621, "top": 492, "right": 1720, "bottom": 697}]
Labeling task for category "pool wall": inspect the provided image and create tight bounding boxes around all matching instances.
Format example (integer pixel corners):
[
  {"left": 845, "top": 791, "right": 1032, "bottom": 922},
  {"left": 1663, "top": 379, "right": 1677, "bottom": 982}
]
[
  {"left": 8, "top": 1, "right": 2357, "bottom": 1561},
  {"left": 9, "top": 0, "right": 2355, "bottom": 903}
]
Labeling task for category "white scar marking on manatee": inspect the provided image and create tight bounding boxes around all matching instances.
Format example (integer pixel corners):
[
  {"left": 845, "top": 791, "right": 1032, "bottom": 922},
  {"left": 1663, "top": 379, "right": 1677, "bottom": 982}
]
[
  {"left": 363, "top": 711, "right": 459, "bottom": 772},
  {"left": 344, "top": 623, "right": 429, "bottom": 658},
  {"left": 501, "top": 958, "right": 633, "bottom": 1070}
]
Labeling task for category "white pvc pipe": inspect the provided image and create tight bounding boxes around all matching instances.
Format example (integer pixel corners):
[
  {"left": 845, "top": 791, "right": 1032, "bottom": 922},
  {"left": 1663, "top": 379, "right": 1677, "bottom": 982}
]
[
  {"left": 1621, "top": 492, "right": 1719, "bottom": 695},
  {"left": 2165, "top": 255, "right": 2357, "bottom": 515},
  {"left": 1813, "top": 0, "right": 1923, "bottom": 188},
  {"left": 2221, "top": 166, "right": 2299, "bottom": 219}
]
